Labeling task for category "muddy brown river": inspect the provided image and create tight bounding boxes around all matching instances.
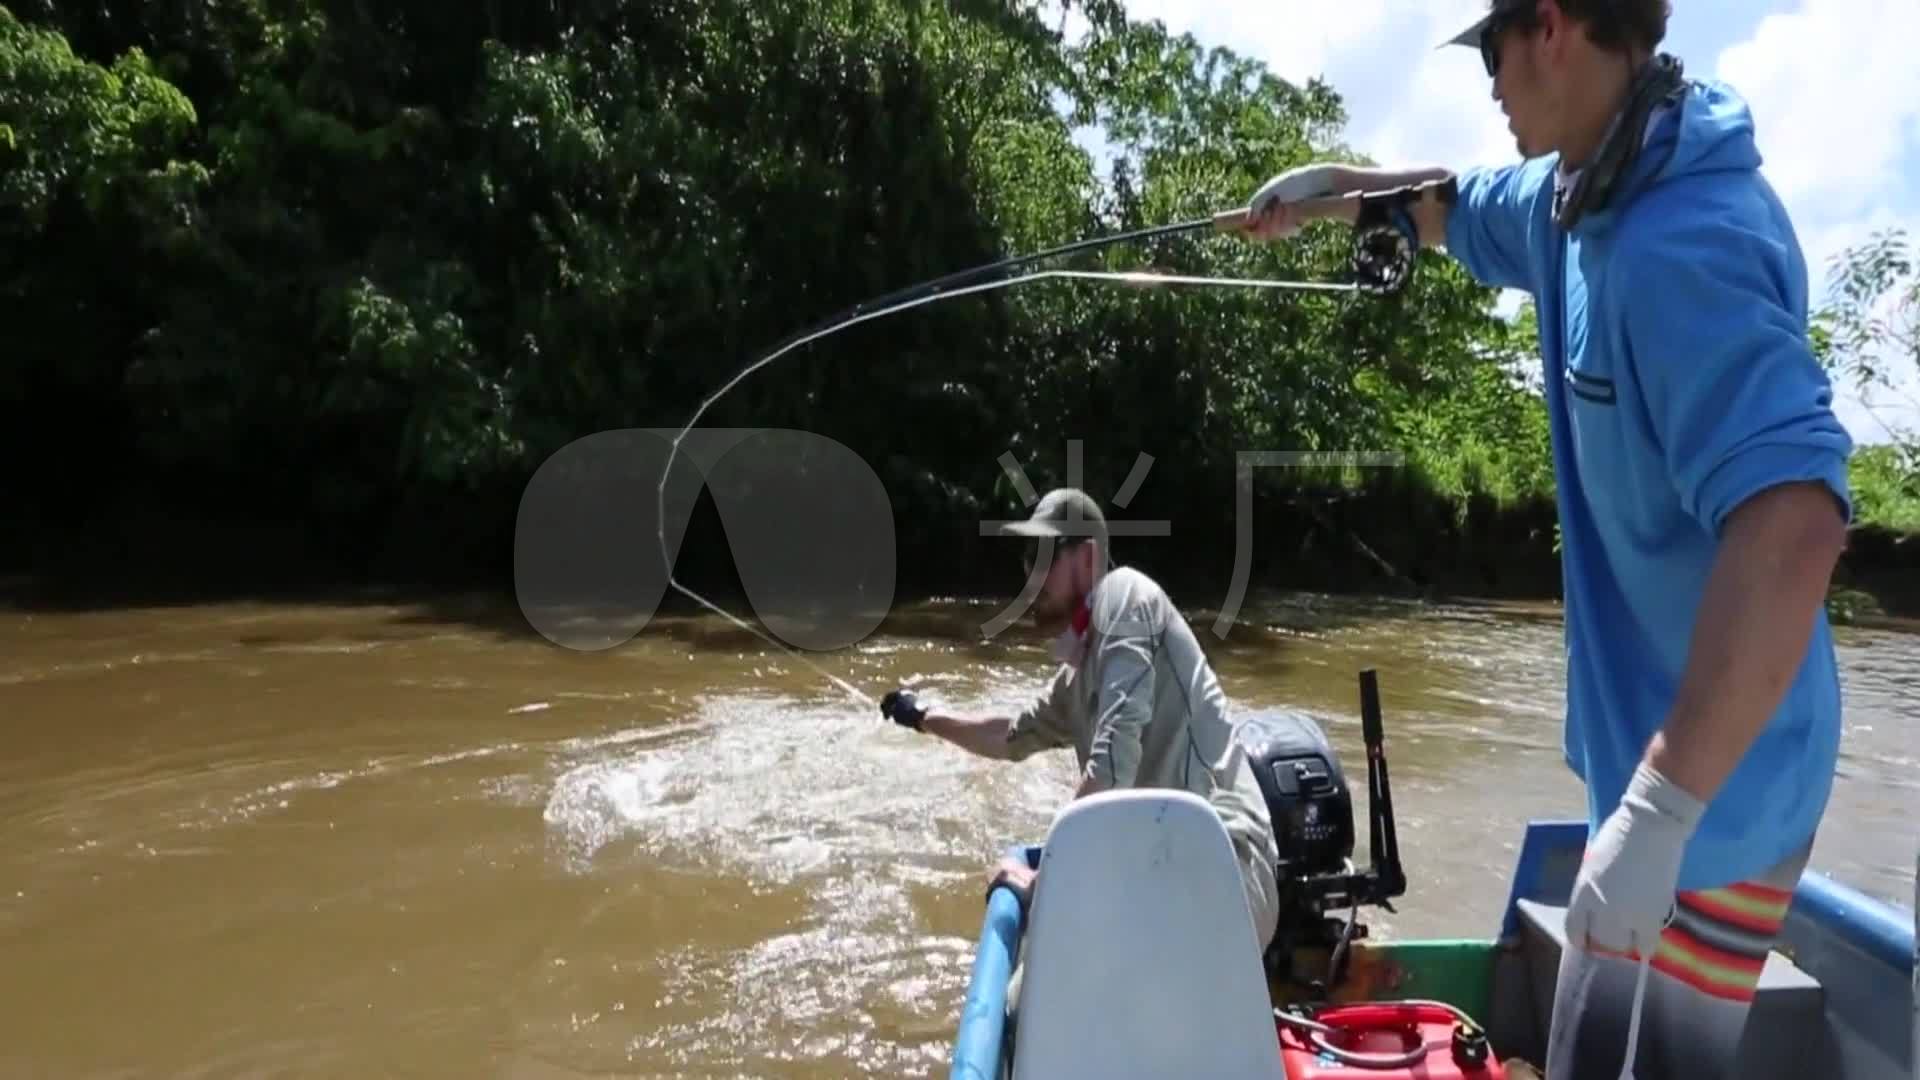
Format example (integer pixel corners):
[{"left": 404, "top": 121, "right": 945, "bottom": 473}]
[{"left": 1, "top": 590, "right": 1913, "bottom": 1077}]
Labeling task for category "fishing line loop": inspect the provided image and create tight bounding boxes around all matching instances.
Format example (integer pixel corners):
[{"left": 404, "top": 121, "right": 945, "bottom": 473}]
[{"left": 650, "top": 191, "right": 1437, "bottom": 707}]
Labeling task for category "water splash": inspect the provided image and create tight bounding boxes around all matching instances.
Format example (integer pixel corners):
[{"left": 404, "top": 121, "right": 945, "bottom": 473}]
[
  {"left": 541, "top": 754, "right": 683, "bottom": 864},
  {"left": 535, "top": 691, "right": 1068, "bottom": 883}
]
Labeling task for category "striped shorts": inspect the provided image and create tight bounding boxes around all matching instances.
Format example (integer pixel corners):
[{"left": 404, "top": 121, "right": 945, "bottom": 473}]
[{"left": 1544, "top": 839, "right": 1809, "bottom": 1080}]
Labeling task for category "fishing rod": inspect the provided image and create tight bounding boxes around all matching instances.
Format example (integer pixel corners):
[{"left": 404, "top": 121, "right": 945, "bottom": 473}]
[{"left": 653, "top": 178, "right": 1455, "bottom": 704}]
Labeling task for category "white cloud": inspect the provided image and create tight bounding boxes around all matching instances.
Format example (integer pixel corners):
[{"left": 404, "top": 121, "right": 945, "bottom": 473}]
[
  {"left": 1714, "top": 0, "right": 1920, "bottom": 217},
  {"left": 1711, "top": 0, "right": 1920, "bottom": 444},
  {"left": 1112, "top": 0, "right": 1512, "bottom": 167}
]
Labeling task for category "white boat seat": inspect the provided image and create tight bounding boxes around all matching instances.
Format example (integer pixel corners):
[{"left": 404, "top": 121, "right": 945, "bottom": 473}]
[
  {"left": 1010, "top": 789, "right": 1285, "bottom": 1080},
  {"left": 1513, "top": 898, "right": 1824, "bottom": 1079}
]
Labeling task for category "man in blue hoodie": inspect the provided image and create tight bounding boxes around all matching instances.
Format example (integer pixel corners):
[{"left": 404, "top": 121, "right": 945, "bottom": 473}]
[{"left": 1236, "top": 1, "right": 1854, "bottom": 1077}]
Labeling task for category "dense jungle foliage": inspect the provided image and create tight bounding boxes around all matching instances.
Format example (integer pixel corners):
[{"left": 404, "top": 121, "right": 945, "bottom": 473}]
[{"left": 3, "top": 0, "right": 1914, "bottom": 603}]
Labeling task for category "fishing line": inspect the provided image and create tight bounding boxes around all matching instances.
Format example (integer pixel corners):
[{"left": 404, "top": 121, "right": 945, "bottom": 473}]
[{"left": 651, "top": 190, "right": 1438, "bottom": 709}]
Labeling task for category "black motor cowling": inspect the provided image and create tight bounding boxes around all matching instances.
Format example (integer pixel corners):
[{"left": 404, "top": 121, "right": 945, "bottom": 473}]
[
  {"left": 1235, "top": 709, "right": 1356, "bottom": 881},
  {"left": 1232, "top": 671, "right": 1408, "bottom": 996}
]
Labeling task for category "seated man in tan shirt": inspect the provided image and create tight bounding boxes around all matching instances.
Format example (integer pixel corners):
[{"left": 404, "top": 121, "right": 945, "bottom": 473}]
[{"left": 879, "top": 487, "right": 1281, "bottom": 952}]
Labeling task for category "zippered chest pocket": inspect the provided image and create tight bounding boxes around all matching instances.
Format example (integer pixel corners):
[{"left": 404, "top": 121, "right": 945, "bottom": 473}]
[
  {"left": 1559, "top": 257, "right": 1654, "bottom": 524},
  {"left": 1562, "top": 271, "right": 1616, "bottom": 407}
]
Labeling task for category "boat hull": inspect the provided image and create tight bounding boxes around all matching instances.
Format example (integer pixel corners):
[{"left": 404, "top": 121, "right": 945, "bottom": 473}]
[{"left": 950, "top": 815, "right": 1916, "bottom": 1080}]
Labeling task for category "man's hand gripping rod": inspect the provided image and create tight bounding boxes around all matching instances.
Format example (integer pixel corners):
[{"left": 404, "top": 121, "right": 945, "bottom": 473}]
[{"left": 1211, "top": 176, "right": 1460, "bottom": 296}]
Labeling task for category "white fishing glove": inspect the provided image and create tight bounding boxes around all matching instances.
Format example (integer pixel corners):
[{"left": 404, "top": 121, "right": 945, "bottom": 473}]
[
  {"left": 1243, "top": 163, "right": 1346, "bottom": 240},
  {"left": 1565, "top": 762, "right": 1705, "bottom": 958}
]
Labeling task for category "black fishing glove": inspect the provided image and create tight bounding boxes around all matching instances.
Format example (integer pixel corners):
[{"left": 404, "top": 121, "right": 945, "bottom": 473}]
[{"left": 880, "top": 688, "right": 926, "bottom": 732}]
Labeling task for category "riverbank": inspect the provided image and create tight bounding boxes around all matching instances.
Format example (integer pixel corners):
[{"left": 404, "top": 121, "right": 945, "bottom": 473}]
[{"left": 6, "top": 492, "right": 1918, "bottom": 632}]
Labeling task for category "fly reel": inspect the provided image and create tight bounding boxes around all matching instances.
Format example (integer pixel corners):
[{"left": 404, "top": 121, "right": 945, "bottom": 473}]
[{"left": 1349, "top": 177, "right": 1457, "bottom": 296}]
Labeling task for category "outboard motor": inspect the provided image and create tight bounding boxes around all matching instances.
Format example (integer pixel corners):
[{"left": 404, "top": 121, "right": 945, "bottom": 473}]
[
  {"left": 1234, "top": 669, "right": 1407, "bottom": 995},
  {"left": 1238, "top": 709, "right": 1357, "bottom": 886}
]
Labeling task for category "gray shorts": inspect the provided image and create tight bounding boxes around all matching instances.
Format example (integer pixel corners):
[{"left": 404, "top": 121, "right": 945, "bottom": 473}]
[{"left": 1544, "top": 839, "right": 1812, "bottom": 1080}]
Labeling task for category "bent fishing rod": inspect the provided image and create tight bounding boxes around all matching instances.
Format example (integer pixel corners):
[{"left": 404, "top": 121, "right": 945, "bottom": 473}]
[{"left": 653, "top": 178, "right": 1456, "bottom": 702}]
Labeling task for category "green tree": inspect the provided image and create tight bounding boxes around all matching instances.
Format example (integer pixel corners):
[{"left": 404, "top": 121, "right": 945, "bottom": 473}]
[
  {"left": 1, "top": 5, "right": 208, "bottom": 523},
  {"left": 1814, "top": 228, "right": 1920, "bottom": 530},
  {"left": 3, "top": 0, "right": 1562, "bottom": 593}
]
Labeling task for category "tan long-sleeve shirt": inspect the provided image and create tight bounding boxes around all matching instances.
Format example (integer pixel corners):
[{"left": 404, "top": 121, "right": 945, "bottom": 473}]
[{"left": 1003, "top": 566, "right": 1280, "bottom": 945}]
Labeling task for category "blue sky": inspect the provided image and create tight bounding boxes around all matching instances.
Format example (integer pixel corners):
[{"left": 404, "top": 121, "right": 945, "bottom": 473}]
[{"left": 1060, "top": 0, "right": 1920, "bottom": 445}]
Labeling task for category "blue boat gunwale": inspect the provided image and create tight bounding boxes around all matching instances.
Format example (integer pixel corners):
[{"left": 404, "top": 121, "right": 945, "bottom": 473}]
[
  {"left": 950, "top": 845, "right": 1035, "bottom": 1080},
  {"left": 949, "top": 820, "right": 1917, "bottom": 1080},
  {"left": 1502, "top": 818, "right": 1917, "bottom": 972}
]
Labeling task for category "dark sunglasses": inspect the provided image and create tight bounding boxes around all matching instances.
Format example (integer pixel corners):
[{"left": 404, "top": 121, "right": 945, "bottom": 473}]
[
  {"left": 1478, "top": 9, "right": 1536, "bottom": 78},
  {"left": 1022, "top": 536, "right": 1086, "bottom": 576}
]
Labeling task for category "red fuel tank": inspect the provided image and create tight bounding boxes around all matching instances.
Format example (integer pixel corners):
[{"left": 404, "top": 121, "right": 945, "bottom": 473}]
[{"left": 1276, "top": 1002, "right": 1507, "bottom": 1080}]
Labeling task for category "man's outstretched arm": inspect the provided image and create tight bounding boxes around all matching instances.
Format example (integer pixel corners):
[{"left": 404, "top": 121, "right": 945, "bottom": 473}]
[
  {"left": 881, "top": 676, "right": 1073, "bottom": 763},
  {"left": 1239, "top": 163, "right": 1456, "bottom": 246},
  {"left": 920, "top": 709, "right": 1018, "bottom": 761},
  {"left": 1237, "top": 159, "right": 1554, "bottom": 293}
]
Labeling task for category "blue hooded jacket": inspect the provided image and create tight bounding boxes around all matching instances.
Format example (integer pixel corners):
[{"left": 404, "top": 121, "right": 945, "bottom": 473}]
[{"left": 1444, "top": 77, "right": 1854, "bottom": 891}]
